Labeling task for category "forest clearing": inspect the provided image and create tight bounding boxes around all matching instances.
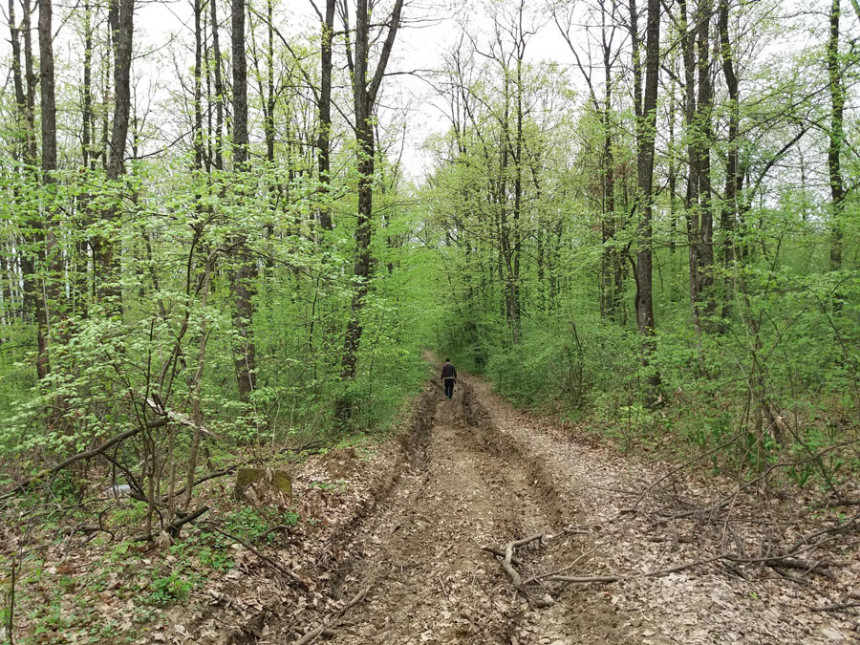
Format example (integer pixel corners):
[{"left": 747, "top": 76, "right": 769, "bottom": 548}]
[{"left": 1, "top": 0, "right": 859, "bottom": 642}]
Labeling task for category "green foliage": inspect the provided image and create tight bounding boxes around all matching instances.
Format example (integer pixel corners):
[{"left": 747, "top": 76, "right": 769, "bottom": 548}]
[{"left": 147, "top": 570, "right": 194, "bottom": 605}]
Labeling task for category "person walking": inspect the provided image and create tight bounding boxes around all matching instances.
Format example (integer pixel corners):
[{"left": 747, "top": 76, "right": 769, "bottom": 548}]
[{"left": 441, "top": 358, "right": 457, "bottom": 399}]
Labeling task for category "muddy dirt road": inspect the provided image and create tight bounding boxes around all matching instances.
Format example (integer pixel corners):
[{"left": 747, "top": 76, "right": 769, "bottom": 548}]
[
  {"left": 283, "top": 375, "right": 857, "bottom": 645},
  {"left": 313, "top": 379, "right": 624, "bottom": 645}
]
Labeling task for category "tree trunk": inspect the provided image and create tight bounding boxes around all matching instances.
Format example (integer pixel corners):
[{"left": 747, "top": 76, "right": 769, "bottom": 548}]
[
  {"left": 337, "top": 0, "right": 405, "bottom": 424},
  {"left": 631, "top": 0, "right": 662, "bottom": 399},
  {"left": 194, "top": 0, "right": 204, "bottom": 169},
  {"left": 92, "top": 0, "right": 134, "bottom": 308},
  {"left": 37, "top": 0, "right": 58, "bottom": 378},
  {"left": 827, "top": 0, "right": 845, "bottom": 271},
  {"left": 230, "top": 0, "right": 258, "bottom": 402},
  {"left": 718, "top": 0, "right": 740, "bottom": 323},
  {"left": 210, "top": 0, "right": 225, "bottom": 170},
  {"left": 693, "top": 0, "right": 714, "bottom": 326},
  {"left": 11, "top": 0, "right": 48, "bottom": 378},
  {"left": 317, "top": 0, "right": 336, "bottom": 231}
]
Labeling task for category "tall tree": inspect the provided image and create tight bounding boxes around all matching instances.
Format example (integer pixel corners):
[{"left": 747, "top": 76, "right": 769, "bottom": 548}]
[
  {"left": 36, "top": 0, "right": 58, "bottom": 378},
  {"left": 689, "top": 0, "right": 715, "bottom": 326},
  {"left": 317, "top": 0, "right": 336, "bottom": 231},
  {"left": 630, "top": 0, "right": 662, "bottom": 397},
  {"left": 10, "top": 0, "right": 48, "bottom": 377},
  {"left": 555, "top": 0, "right": 624, "bottom": 322},
  {"left": 230, "top": 0, "right": 258, "bottom": 402},
  {"left": 91, "top": 0, "right": 134, "bottom": 307},
  {"left": 827, "top": 0, "right": 845, "bottom": 271},
  {"left": 718, "top": 0, "right": 740, "bottom": 274},
  {"left": 337, "top": 0, "right": 405, "bottom": 422},
  {"left": 210, "top": 0, "right": 225, "bottom": 170}
]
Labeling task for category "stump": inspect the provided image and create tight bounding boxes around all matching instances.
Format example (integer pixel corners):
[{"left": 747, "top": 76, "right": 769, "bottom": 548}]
[{"left": 234, "top": 468, "right": 292, "bottom": 502}]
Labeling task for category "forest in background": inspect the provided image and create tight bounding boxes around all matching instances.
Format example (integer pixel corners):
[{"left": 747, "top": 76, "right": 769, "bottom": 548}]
[{"left": 0, "top": 0, "right": 858, "bottom": 638}]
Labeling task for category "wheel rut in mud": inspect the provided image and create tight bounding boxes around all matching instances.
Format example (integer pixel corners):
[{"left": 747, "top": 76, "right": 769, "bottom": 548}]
[{"left": 299, "top": 377, "right": 627, "bottom": 645}]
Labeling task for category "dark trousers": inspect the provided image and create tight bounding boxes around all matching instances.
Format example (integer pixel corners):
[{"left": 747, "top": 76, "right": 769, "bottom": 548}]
[{"left": 444, "top": 378, "right": 455, "bottom": 399}]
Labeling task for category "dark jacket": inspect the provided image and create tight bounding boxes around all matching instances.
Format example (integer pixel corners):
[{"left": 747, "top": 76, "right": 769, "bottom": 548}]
[{"left": 441, "top": 363, "right": 457, "bottom": 380}]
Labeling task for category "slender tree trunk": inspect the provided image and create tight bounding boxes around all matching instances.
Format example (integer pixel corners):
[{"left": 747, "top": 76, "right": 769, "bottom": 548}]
[
  {"left": 827, "top": 0, "right": 845, "bottom": 271},
  {"left": 317, "top": 0, "right": 336, "bottom": 230},
  {"left": 680, "top": 0, "right": 700, "bottom": 316},
  {"left": 211, "top": 0, "right": 225, "bottom": 170},
  {"left": 194, "top": 0, "right": 204, "bottom": 170},
  {"left": 602, "top": 34, "right": 620, "bottom": 321},
  {"left": 230, "top": 0, "right": 257, "bottom": 402},
  {"left": 92, "top": 0, "right": 134, "bottom": 308},
  {"left": 11, "top": 0, "right": 48, "bottom": 378},
  {"left": 37, "top": 0, "right": 59, "bottom": 378},
  {"left": 694, "top": 0, "right": 714, "bottom": 324},
  {"left": 631, "top": 0, "right": 662, "bottom": 398},
  {"left": 81, "top": 0, "right": 94, "bottom": 169},
  {"left": 76, "top": 0, "right": 95, "bottom": 317},
  {"left": 337, "top": 0, "right": 404, "bottom": 424},
  {"left": 267, "top": 0, "right": 275, "bottom": 163},
  {"left": 668, "top": 78, "right": 677, "bottom": 254},
  {"left": 719, "top": 0, "right": 740, "bottom": 320}
]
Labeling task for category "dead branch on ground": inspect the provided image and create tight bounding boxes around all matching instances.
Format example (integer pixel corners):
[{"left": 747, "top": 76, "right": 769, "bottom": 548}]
[
  {"left": 291, "top": 586, "right": 369, "bottom": 645},
  {"left": 199, "top": 521, "right": 309, "bottom": 590}
]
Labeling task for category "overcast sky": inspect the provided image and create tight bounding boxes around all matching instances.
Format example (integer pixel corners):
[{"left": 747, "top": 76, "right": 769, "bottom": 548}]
[{"left": 2, "top": 0, "right": 850, "bottom": 179}]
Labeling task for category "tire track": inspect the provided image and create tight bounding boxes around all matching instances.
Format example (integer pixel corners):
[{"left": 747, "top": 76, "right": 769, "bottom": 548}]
[{"left": 289, "top": 376, "right": 628, "bottom": 645}]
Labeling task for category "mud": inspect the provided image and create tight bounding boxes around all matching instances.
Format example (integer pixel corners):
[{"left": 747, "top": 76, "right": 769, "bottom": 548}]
[{"left": 288, "top": 377, "right": 629, "bottom": 645}]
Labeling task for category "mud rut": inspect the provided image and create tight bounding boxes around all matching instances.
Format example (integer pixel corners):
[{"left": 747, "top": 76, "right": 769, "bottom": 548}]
[{"left": 306, "top": 379, "right": 627, "bottom": 645}]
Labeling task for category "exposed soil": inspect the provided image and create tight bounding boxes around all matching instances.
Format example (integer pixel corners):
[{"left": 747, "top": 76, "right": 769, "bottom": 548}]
[{"left": 277, "top": 374, "right": 859, "bottom": 645}]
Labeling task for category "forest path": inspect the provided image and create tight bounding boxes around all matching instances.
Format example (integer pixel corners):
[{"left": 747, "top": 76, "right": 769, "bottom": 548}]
[
  {"left": 284, "top": 372, "right": 857, "bottom": 645},
  {"left": 310, "top": 376, "right": 626, "bottom": 645}
]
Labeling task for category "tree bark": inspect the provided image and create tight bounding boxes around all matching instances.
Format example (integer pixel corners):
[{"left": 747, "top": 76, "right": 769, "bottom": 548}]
[
  {"left": 827, "top": 0, "right": 845, "bottom": 271},
  {"left": 718, "top": 0, "right": 741, "bottom": 313},
  {"left": 37, "top": 0, "right": 58, "bottom": 378},
  {"left": 210, "top": 0, "right": 225, "bottom": 170},
  {"left": 91, "top": 0, "right": 134, "bottom": 308},
  {"left": 230, "top": 0, "right": 257, "bottom": 402},
  {"left": 693, "top": 0, "right": 714, "bottom": 326},
  {"left": 631, "top": 0, "right": 662, "bottom": 399},
  {"left": 317, "top": 0, "right": 336, "bottom": 231},
  {"left": 10, "top": 0, "right": 48, "bottom": 378},
  {"left": 337, "top": 0, "right": 405, "bottom": 424}
]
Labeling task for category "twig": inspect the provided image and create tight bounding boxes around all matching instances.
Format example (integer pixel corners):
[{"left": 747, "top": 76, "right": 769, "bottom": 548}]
[
  {"left": 625, "top": 435, "right": 740, "bottom": 513},
  {"left": 481, "top": 546, "right": 524, "bottom": 566},
  {"left": 523, "top": 546, "right": 600, "bottom": 585},
  {"left": 291, "top": 586, "right": 369, "bottom": 645},
  {"left": 0, "top": 426, "right": 153, "bottom": 500},
  {"left": 547, "top": 574, "right": 621, "bottom": 583},
  {"left": 200, "top": 521, "right": 309, "bottom": 590},
  {"left": 811, "top": 602, "right": 860, "bottom": 613},
  {"left": 487, "top": 534, "right": 544, "bottom": 592},
  {"left": 167, "top": 506, "right": 210, "bottom": 538}
]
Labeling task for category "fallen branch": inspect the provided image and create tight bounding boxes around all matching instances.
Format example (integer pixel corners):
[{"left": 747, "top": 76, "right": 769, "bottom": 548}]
[
  {"left": 484, "top": 534, "right": 543, "bottom": 592},
  {"left": 291, "top": 586, "right": 369, "bottom": 645},
  {"left": 504, "top": 534, "right": 543, "bottom": 590},
  {"left": 785, "top": 512, "right": 860, "bottom": 555},
  {"left": 812, "top": 602, "right": 860, "bottom": 613},
  {"left": 167, "top": 506, "right": 209, "bottom": 538},
  {"left": 481, "top": 546, "right": 524, "bottom": 567},
  {"left": 625, "top": 435, "right": 740, "bottom": 513},
  {"left": 523, "top": 546, "right": 600, "bottom": 585},
  {"left": 199, "top": 521, "right": 309, "bottom": 590},
  {"left": 547, "top": 574, "right": 621, "bottom": 583}
]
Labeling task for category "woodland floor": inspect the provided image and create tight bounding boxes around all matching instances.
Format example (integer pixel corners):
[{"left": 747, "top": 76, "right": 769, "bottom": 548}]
[{"left": 5, "top": 368, "right": 859, "bottom": 644}]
